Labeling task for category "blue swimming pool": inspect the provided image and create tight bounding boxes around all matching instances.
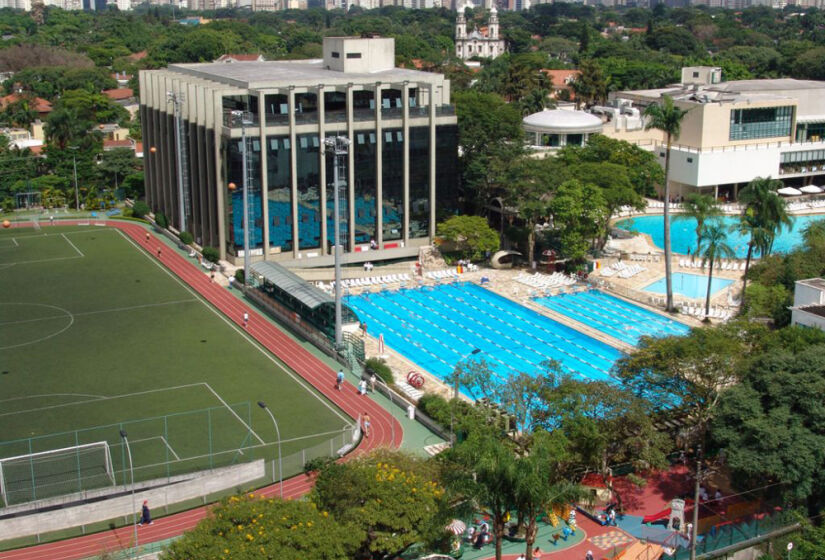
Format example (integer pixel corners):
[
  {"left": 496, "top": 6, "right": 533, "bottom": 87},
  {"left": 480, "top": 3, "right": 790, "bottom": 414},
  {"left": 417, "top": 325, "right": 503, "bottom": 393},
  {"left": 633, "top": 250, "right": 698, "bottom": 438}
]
[
  {"left": 643, "top": 273, "right": 733, "bottom": 299},
  {"left": 534, "top": 290, "right": 690, "bottom": 346},
  {"left": 345, "top": 283, "right": 622, "bottom": 390},
  {"left": 616, "top": 214, "right": 825, "bottom": 258}
]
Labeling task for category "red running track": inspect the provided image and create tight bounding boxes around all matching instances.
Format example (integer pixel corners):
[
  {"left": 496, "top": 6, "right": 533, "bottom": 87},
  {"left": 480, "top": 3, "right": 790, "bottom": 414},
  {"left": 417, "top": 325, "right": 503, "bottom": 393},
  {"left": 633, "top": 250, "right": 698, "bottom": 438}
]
[{"left": 0, "top": 222, "right": 402, "bottom": 560}]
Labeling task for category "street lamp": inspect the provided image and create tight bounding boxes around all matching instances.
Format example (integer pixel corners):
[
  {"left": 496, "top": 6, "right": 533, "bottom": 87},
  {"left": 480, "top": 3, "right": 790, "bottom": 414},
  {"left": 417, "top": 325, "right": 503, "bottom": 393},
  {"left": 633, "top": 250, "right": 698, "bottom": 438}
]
[
  {"left": 119, "top": 429, "right": 138, "bottom": 559},
  {"left": 690, "top": 445, "right": 702, "bottom": 560},
  {"left": 231, "top": 110, "right": 254, "bottom": 288},
  {"left": 257, "top": 401, "right": 284, "bottom": 498},
  {"left": 69, "top": 146, "right": 79, "bottom": 211},
  {"left": 323, "top": 135, "right": 351, "bottom": 349}
]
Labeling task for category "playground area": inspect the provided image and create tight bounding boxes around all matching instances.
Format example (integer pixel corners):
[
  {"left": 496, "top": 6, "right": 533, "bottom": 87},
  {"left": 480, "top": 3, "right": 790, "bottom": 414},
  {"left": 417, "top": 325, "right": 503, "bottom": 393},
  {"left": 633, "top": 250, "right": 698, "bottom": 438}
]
[{"left": 0, "top": 224, "right": 349, "bottom": 510}]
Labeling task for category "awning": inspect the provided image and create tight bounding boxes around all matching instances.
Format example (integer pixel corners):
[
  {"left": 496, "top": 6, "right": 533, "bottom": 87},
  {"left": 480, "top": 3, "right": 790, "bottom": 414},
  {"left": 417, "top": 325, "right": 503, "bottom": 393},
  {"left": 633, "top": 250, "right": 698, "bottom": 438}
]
[
  {"left": 800, "top": 185, "right": 823, "bottom": 194},
  {"left": 777, "top": 187, "right": 802, "bottom": 196},
  {"left": 249, "top": 261, "right": 333, "bottom": 310}
]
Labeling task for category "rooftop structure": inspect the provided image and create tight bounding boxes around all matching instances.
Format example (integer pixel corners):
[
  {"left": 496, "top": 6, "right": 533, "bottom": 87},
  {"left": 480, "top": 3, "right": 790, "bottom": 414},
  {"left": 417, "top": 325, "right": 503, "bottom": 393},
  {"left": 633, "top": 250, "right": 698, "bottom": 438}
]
[
  {"left": 791, "top": 278, "right": 825, "bottom": 331},
  {"left": 523, "top": 107, "right": 603, "bottom": 150}
]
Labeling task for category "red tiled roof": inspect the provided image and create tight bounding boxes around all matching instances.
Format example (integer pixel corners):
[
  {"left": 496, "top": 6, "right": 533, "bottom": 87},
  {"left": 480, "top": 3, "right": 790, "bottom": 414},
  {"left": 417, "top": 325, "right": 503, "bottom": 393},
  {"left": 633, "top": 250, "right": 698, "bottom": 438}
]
[
  {"left": 216, "top": 54, "right": 262, "bottom": 62},
  {"left": 541, "top": 69, "right": 581, "bottom": 85},
  {"left": 103, "top": 139, "right": 133, "bottom": 149},
  {"left": 128, "top": 50, "right": 148, "bottom": 61},
  {"left": 0, "top": 94, "right": 52, "bottom": 113},
  {"left": 135, "top": 142, "right": 143, "bottom": 154},
  {"left": 102, "top": 88, "right": 134, "bottom": 101}
]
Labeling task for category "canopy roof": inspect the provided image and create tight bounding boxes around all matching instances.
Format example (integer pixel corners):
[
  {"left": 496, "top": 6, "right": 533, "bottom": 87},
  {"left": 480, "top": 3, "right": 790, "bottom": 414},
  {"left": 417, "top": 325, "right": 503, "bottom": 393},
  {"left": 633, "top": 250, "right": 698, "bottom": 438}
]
[
  {"left": 250, "top": 261, "right": 333, "bottom": 310},
  {"left": 523, "top": 109, "right": 603, "bottom": 134}
]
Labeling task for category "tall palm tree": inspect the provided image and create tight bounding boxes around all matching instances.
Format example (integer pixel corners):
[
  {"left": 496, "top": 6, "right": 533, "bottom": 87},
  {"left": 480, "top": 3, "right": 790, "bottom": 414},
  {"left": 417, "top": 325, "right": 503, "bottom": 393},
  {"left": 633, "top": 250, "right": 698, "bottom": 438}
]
[
  {"left": 696, "top": 221, "right": 735, "bottom": 321},
  {"left": 676, "top": 192, "right": 721, "bottom": 257},
  {"left": 644, "top": 95, "right": 689, "bottom": 312},
  {"left": 730, "top": 208, "right": 771, "bottom": 307},
  {"left": 738, "top": 176, "right": 792, "bottom": 256}
]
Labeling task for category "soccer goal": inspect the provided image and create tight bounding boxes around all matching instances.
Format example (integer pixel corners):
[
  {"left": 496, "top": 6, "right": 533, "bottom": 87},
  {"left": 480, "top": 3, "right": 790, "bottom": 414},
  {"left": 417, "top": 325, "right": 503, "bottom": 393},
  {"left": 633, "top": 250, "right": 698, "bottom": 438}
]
[{"left": 0, "top": 441, "right": 116, "bottom": 506}]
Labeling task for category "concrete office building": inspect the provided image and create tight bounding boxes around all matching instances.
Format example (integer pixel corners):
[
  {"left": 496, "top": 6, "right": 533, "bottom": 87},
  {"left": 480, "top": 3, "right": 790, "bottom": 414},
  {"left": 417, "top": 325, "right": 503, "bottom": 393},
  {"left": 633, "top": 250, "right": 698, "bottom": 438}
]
[
  {"left": 607, "top": 67, "right": 825, "bottom": 200},
  {"left": 140, "top": 37, "right": 458, "bottom": 266}
]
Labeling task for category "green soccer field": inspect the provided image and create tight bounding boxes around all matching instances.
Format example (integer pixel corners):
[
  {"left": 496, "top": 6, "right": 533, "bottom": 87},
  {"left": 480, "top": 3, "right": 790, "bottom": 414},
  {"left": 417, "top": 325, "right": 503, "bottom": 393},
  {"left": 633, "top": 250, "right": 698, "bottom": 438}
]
[{"left": 0, "top": 225, "right": 350, "bottom": 506}]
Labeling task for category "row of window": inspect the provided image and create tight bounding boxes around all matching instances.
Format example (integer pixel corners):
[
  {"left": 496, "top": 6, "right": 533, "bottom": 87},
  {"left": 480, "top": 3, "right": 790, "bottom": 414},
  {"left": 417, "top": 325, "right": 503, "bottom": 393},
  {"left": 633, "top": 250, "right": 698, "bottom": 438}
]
[{"left": 729, "top": 106, "right": 793, "bottom": 141}]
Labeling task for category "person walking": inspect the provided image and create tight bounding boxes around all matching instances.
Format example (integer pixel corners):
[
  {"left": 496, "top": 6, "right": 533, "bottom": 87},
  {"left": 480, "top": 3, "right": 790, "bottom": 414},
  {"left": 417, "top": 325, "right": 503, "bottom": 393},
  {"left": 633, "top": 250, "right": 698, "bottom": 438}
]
[
  {"left": 369, "top": 373, "right": 376, "bottom": 393},
  {"left": 145, "top": 232, "right": 150, "bottom": 243},
  {"left": 358, "top": 378, "right": 367, "bottom": 395},
  {"left": 210, "top": 270, "right": 215, "bottom": 283},
  {"left": 139, "top": 500, "right": 152, "bottom": 526},
  {"left": 585, "top": 551, "right": 594, "bottom": 560},
  {"left": 243, "top": 311, "right": 249, "bottom": 328},
  {"left": 362, "top": 413, "right": 371, "bottom": 438},
  {"left": 336, "top": 369, "right": 344, "bottom": 391},
  {"left": 156, "top": 246, "right": 162, "bottom": 258}
]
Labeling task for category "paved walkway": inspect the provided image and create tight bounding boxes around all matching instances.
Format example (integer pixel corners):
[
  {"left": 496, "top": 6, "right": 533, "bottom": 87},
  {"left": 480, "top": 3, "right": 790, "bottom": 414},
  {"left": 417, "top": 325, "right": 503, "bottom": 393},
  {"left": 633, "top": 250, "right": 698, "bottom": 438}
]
[{"left": 0, "top": 221, "right": 402, "bottom": 560}]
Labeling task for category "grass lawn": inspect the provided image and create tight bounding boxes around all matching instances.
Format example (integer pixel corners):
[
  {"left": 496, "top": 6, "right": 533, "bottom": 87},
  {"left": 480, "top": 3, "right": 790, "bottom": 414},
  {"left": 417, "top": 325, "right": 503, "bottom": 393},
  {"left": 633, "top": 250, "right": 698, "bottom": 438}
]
[{"left": 0, "top": 225, "right": 349, "bottom": 506}]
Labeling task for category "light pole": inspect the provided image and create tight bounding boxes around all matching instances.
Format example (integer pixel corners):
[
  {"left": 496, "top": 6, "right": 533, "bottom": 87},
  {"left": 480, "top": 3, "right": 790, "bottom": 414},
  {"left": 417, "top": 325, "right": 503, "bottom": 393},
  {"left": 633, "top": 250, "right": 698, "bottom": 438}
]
[
  {"left": 69, "top": 146, "right": 79, "bottom": 211},
  {"left": 257, "top": 401, "right": 284, "bottom": 498},
  {"left": 787, "top": 542, "right": 793, "bottom": 560},
  {"left": 231, "top": 110, "right": 254, "bottom": 287},
  {"left": 450, "top": 348, "right": 481, "bottom": 442},
  {"left": 324, "top": 135, "right": 351, "bottom": 349},
  {"left": 119, "top": 430, "right": 138, "bottom": 559},
  {"left": 166, "top": 91, "right": 187, "bottom": 233},
  {"left": 690, "top": 446, "right": 702, "bottom": 560}
]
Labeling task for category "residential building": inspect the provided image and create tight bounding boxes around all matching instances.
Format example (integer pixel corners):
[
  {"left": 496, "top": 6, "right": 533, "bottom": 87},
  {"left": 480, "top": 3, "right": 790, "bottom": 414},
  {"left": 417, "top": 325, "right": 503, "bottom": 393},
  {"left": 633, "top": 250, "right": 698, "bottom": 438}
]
[
  {"left": 140, "top": 36, "right": 458, "bottom": 266},
  {"left": 607, "top": 67, "right": 825, "bottom": 200},
  {"left": 542, "top": 69, "right": 580, "bottom": 100},
  {"left": 0, "top": 94, "right": 52, "bottom": 121},
  {"left": 455, "top": 5, "right": 506, "bottom": 61},
  {"left": 790, "top": 278, "right": 825, "bottom": 331}
]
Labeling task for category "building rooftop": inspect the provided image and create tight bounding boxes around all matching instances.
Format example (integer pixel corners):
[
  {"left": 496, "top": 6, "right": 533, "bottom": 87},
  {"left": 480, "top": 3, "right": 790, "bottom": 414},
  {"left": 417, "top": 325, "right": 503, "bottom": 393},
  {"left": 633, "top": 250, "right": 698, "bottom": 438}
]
[
  {"left": 169, "top": 59, "right": 440, "bottom": 90},
  {"left": 523, "top": 108, "right": 603, "bottom": 133},
  {"left": 797, "top": 305, "right": 825, "bottom": 319},
  {"left": 710, "top": 79, "right": 825, "bottom": 92},
  {"left": 797, "top": 278, "right": 825, "bottom": 291}
]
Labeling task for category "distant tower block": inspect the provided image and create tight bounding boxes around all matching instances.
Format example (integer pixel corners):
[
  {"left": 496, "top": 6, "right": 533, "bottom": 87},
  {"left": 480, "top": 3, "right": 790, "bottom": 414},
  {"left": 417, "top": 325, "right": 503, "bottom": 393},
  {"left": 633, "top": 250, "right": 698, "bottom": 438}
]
[{"left": 668, "top": 499, "right": 686, "bottom": 532}]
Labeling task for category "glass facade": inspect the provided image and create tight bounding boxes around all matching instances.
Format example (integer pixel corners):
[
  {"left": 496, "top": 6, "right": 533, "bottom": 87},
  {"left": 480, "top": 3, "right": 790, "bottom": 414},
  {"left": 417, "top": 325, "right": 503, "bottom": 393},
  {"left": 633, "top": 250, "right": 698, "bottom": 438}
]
[
  {"left": 409, "top": 126, "right": 430, "bottom": 239},
  {"left": 296, "top": 134, "right": 322, "bottom": 250},
  {"left": 266, "top": 135, "right": 292, "bottom": 251},
  {"left": 729, "top": 106, "right": 793, "bottom": 141},
  {"left": 796, "top": 122, "right": 825, "bottom": 143},
  {"left": 353, "top": 130, "right": 377, "bottom": 245},
  {"left": 436, "top": 125, "right": 459, "bottom": 220},
  {"left": 226, "top": 136, "right": 264, "bottom": 252},
  {"left": 382, "top": 128, "right": 404, "bottom": 241}
]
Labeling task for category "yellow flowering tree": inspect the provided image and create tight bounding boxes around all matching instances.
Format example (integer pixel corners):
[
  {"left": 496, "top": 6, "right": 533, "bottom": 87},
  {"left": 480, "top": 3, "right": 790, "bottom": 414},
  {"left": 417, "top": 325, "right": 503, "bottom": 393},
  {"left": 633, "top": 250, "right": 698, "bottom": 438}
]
[
  {"left": 162, "top": 494, "right": 362, "bottom": 560},
  {"left": 312, "top": 451, "right": 451, "bottom": 559}
]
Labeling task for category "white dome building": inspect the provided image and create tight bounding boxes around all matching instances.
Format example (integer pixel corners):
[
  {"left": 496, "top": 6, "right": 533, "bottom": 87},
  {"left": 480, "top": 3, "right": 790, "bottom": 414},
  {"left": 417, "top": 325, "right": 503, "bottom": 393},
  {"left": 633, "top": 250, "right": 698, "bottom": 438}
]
[{"left": 523, "top": 108, "right": 604, "bottom": 150}]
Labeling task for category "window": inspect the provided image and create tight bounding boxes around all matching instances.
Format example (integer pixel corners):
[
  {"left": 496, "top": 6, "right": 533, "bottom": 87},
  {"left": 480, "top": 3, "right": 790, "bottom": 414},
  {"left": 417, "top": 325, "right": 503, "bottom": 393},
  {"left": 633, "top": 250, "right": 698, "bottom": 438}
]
[
  {"left": 687, "top": 157, "right": 693, "bottom": 163},
  {"left": 693, "top": 72, "right": 699, "bottom": 78},
  {"left": 346, "top": 52, "right": 362, "bottom": 59},
  {"left": 729, "top": 106, "right": 793, "bottom": 141},
  {"left": 331, "top": 51, "right": 340, "bottom": 58}
]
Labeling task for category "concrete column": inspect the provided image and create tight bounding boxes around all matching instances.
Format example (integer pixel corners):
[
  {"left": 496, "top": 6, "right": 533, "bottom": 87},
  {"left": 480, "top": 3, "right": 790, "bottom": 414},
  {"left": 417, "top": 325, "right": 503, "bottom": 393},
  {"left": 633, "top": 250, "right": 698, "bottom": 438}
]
[
  {"left": 214, "top": 94, "right": 227, "bottom": 261},
  {"left": 347, "top": 84, "right": 355, "bottom": 251},
  {"left": 428, "top": 84, "right": 437, "bottom": 239},
  {"left": 402, "top": 81, "right": 410, "bottom": 245},
  {"left": 288, "top": 87, "right": 299, "bottom": 258},
  {"left": 374, "top": 82, "right": 383, "bottom": 248},
  {"left": 257, "top": 91, "right": 270, "bottom": 257},
  {"left": 318, "top": 85, "right": 327, "bottom": 255}
]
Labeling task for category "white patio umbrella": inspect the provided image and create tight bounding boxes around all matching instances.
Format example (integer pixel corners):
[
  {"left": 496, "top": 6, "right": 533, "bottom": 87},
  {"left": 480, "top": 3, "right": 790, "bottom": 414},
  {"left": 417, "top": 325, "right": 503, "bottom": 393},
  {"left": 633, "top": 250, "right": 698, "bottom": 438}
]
[
  {"left": 777, "top": 187, "right": 803, "bottom": 196},
  {"left": 800, "top": 185, "right": 823, "bottom": 194},
  {"left": 446, "top": 519, "right": 467, "bottom": 535}
]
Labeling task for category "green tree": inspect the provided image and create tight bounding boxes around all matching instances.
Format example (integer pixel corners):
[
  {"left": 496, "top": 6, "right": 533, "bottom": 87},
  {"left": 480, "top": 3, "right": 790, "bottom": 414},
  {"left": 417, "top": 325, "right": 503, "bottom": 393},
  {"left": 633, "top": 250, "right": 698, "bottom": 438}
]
[
  {"left": 435, "top": 215, "right": 499, "bottom": 261},
  {"left": 162, "top": 493, "right": 362, "bottom": 560},
  {"left": 711, "top": 344, "right": 825, "bottom": 512},
  {"left": 731, "top": 208, "right": 771, "bottom": 308},
  {"left": 547, "top": 179, "right": 608, "bottom": 262},
  {"left": 738, "top": 176, "right": 791, "bottom": 257},
  {"left": 98, "top": 148, "right": 141, "bottom": 189},
  {"left": 677, "top": 193, "right": 721, "bottom": 257},
  {"left": 44, "top": 108, "right": 91, "bottom": 149},
  {"left": 312, "top": 451, "right": 449, "bottom": 559},
  {"left": 644, "top": 94, "right": 689, "bottom": 312},
  {"left": 696, "top": 220, "right": 735, "bottom": 320},
  {"left": 570, "top": 59, "right": 609, "bottom": 108}
]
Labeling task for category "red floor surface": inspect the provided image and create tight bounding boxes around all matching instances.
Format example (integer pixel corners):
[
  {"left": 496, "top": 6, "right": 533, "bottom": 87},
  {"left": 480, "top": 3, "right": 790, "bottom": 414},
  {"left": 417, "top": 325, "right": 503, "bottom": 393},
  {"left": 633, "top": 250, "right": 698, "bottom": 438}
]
[{"left": 0, "top": 222, "right": 402, "bottom": 560}]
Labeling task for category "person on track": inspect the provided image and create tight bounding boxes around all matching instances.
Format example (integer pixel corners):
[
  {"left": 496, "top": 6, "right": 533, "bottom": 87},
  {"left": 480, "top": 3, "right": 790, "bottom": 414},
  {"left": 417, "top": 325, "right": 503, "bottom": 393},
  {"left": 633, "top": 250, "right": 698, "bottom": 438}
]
[
  {"left": 336, "top": 369, "right": 345, "bottom": 391},
  {"left": 139, "top": 500, "right": 152, "bottom": 526},
  {"left": 243, "top": 311, "right": 249, "bottom": 328},
  {"left": 362, "top": 412, "right": 371, "bottom": 438},
  {"left": 358, "top": 378, "right": 367, "bottom": 395},
  {"left": 157, "top": 246, "right": 162, "bottom": 258}
]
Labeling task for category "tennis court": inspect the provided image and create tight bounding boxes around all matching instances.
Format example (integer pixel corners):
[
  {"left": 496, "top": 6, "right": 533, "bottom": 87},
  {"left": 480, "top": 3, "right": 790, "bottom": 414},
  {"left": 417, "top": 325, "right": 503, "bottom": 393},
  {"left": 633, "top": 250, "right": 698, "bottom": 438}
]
[{"left": 0, "top": 225, "right": 349, "bottom": 506}]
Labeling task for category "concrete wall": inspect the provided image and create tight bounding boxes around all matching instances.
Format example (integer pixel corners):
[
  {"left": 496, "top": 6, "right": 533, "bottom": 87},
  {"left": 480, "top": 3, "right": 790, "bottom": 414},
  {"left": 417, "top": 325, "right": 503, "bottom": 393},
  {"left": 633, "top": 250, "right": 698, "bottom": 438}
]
[
  {"left": 792, "top": 308, "right": 825, "bottom": 330},
  {"left": 659, "top": 143, "right": 781, "bottom": 188},
  {"left": 793, "top": 281, "right": 825, "bottom": 306},
  {"left": 323, "top": 37, "right": 395, "bottom": 73},
  {"left": 0, "top": 461, "right": 264, "bottom": 541}
]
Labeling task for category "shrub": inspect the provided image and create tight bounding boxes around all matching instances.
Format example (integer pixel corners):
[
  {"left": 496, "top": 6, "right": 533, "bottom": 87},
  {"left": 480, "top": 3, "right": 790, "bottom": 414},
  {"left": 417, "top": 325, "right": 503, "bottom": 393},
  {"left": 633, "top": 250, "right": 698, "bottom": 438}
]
[
  {"left": 155, "top": 212, "right": 168, "bottom": 229},
  {"left": 202, "top": 246, "right": 220, "bottom": 263},
  {"left": 234, "top": 269, "right": 245, "bottom": 284},
  {"left": 364, "top": 357, "right": 393, "bottom": 385},
  {"left": 303, "top": 456, "right": 334, "bottom": 474},
  {"left": 131, "top": 200, "right": 150, "bottom": 219},
  {"left": 416, "top": 393, "right": 450, "bottom": 424},
  {"left": 179, "top": 231, "right": 194, "bottom": 245}
]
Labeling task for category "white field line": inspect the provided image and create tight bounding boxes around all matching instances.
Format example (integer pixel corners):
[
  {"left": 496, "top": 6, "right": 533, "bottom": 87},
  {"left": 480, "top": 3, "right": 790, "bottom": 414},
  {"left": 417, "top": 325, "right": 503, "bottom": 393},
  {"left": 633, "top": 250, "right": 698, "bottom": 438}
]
[
  {"left": 116, "top": 229, "right": 351, "bottom": 426},
  {"left": 60, "top": 233, "right": 84, "bottom": 257},
  {"left": 2, "top": 255, "right": 82, "bottom": 266},
  {"left": 203, "top": 382, "right": 265, "bottom": 446},
  {"left": 159, "top": 435, "right": 181, "bottom": 460},
  {"left": 0, "top": 393, "right": 106, "bottom": 405},
  {"left": 0, "top": 300, "right": 197, "bottom": 328}
]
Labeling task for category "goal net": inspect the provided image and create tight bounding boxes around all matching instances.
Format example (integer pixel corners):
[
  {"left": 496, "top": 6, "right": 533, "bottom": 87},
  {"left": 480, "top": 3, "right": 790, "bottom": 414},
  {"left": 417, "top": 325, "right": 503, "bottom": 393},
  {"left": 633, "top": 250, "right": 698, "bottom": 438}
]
[{"left": 0, "top": 441, "right": 115, "bottom": 506}]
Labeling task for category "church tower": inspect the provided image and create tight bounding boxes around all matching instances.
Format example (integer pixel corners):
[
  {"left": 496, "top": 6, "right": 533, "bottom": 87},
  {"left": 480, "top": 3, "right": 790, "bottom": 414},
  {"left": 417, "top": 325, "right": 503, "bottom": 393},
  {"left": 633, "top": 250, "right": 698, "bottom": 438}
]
[
  {"left": 455, "top": 8, "right": 467, "bottom": 40},
  {"left": 488, "top": 6, "right": 499, "bottom": 40}
]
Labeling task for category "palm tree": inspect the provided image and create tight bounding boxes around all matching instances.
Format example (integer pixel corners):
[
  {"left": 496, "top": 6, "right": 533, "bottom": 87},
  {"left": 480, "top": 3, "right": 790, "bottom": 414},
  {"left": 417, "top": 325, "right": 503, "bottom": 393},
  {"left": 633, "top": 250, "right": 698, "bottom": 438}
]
[
  {"left": 644, "top": 95, "right": 689, "bottom": 312},
  {"left": 696, "top": 221, "right": 735, "bottom": 321},
  {"left": 738, "top": 176, "right": 792, "bottom": 256},
  {"left": 676, "top": 193, "right": 721, "bottom": 257},
  {"left": 730, "top": 208, "right": 771, "bottom": 307}
]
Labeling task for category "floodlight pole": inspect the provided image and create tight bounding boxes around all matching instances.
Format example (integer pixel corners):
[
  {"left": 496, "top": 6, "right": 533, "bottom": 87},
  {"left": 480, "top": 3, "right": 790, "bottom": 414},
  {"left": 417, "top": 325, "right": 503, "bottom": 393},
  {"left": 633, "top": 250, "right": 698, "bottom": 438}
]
[
  {"left": 257, "top": 402, "right": 283, "bottom": 498},
  {"left": 69, "top": 146, "right": 79, "bottom": 211},
  {"left": 450, "top": 348, "right": 481, "bottom": 443},
  {"left": 690, "top": 445, "right": 702, "bottom": 560},
  {"left": 119, "top": 430, "right": 138, "bottom": 559},
  {"left": 324, "top": 135, "right": 350, "bottom": 349},
  {"left": 167, "top": 91, "right": 186, "bottom": 233},
  {"left": 232, "top": 110, "right": 254, "bottom": 287}
]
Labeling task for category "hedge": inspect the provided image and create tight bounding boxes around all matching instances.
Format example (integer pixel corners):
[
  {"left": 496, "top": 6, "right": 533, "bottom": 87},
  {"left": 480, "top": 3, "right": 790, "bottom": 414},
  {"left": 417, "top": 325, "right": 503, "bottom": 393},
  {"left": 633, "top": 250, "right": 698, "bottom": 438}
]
[{"left": 364, "top": 357, "right": 394, "bottom": 385}]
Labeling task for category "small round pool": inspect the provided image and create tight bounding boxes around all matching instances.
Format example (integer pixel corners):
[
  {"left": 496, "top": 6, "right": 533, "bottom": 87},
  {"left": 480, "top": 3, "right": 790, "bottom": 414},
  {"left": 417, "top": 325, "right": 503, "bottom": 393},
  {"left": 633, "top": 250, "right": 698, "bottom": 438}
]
[{"left": 616, "top": 214, "right": 825, "bottom": 258}]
